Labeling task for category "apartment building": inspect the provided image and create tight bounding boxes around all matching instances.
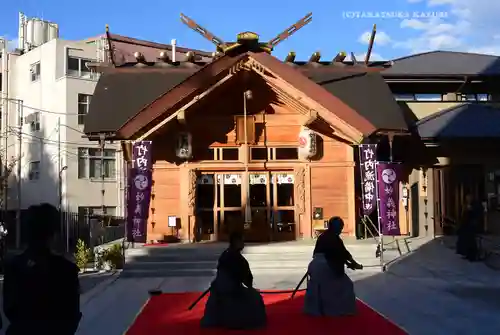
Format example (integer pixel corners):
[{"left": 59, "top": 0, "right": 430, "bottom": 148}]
[
  {"left": 1, "top": 13, "right": 212, "bottom": 220},
  {"left": 1, "top": 37, "right": 123, "bottom": 219}
]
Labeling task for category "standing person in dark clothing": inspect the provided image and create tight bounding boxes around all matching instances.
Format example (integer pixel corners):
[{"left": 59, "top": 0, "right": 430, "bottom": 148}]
[
  {"left": 3, "top": 203, "right": 81, "bottom": 335},
  {"left": 456, "top": 194, "right": 482, "bottom": 261},
  {"left": 304, "top": 217, "right": 363, "bottom": 317},
  {"left": 201, "top": 231, "right": 267, "bottom": 329},
  {"left": 0, "top": 220, "right": 8, "bottom": 273}
]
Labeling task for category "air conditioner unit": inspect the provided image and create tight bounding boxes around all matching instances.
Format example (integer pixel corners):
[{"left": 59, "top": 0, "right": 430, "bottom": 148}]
[{"left": 24, "top": 113, "right": 35, "bottom": 124}]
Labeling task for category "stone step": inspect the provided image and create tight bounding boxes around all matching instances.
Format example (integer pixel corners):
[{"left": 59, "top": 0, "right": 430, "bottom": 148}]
[
  {"left": 122, "top": 240, "right": 388, "bottom": 277},
  {"left": 125, "top": 242, "right": 380, "bottom": 257},
  {"left": 120, "top": 264, "right": 382, "bottom": 278},
  {"left": 124, "top": 255, "right": 382, "bottom": 269}
]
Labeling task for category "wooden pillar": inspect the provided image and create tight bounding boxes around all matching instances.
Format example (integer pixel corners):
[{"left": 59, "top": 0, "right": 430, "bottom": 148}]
[
  {"left": 187, "top": 168, "right": 198, "bottom": 242},
  {"left": 179, "top": 166, "right": 198, "bottom": 242},
  {"left": 294, "top": 166, "right": 306, "bottom": 239},
  {"left": 304, "top": 164, "right": 312, "bottom": 239}
]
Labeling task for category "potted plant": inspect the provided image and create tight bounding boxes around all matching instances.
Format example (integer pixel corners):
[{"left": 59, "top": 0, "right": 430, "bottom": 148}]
[
  {"left": 93, "top": 247, "right": 108, "bottom": 271},
  {"left": 103, "top": 243, "right": 124, "bottom": 270}
]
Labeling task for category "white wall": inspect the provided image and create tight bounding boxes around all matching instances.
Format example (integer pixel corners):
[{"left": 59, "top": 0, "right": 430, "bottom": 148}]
[{"left": 3, "top": 39, "right": 123, "bottom": 214}]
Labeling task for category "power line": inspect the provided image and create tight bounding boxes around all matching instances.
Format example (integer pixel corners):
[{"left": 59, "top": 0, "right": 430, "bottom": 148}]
[
  {"left": 8, "top": 132, "right": 122, "bottom": 159},
  {"left": 11, "top": 129, "right": 109, "bottom": 147},
  {"left": 0, "top": 97, "right": 79, "bottom": 115}
]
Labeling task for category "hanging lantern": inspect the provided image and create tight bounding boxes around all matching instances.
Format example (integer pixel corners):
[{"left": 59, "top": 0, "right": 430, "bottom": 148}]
[
  {"left": 298, "top": 127, "right": 317, "bottom": 159},
  {"left": 176, "top": 132, "right": 192, "bottom": 160}
]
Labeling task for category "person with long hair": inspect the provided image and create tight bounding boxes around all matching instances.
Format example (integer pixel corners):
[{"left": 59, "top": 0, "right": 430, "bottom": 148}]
[
  {"left": 304, "top": 216, "right": 363, "bottom": 317},
  {"left": 3, "top": 203, "right": 81, "bottom": 335},
  {"left": 201, "top": 231, "right": 267, "bottom": 329}
]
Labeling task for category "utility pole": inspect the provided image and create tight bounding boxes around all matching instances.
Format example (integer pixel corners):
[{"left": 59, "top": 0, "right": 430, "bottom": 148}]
[
  {"left": 15, "top": 100, "right": 23, "bottom": 249},
  {"left": 1, "top": 39, "right": 10, "bottom": 220},
  {"left": 100, "top": 134, "right": 105, "bottom": 217},
  {"left": 57, "top": 117, "right": 62, "bottom": 248},
  {"left": 2, "top": 101, "right": 8, "bottom": 217},
  {"left": 2, "top": 99, "right": 9, "bottom": 219}
]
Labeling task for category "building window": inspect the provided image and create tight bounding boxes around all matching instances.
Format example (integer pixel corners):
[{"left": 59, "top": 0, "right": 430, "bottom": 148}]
[
  {"left": 213, "top": 147, "right": 240, "bottom": 161},
  {"left": 30, "top": 62, "right": 41, "bottom": 82},
  {"left": 460, "top": 93, "right": 491, "bottom": 101},
  {"left": 274, "top": 147, "right": 299, "bottom": 160},
  {"left": 221, "top": 148, "right": 239, "bottom": 160},
  {"left": 250, "top": 147, "right": 268, "bottom": 161},
  {"left": 25, "top": 112, "right": 41, "bottom": 132},
  {"left": 28, "top": 161, "right": 40, "bottom": 180},
  {"left": 78, "top": 94, "right": 92, "bottom": 125},
  {"left": 393, "top": 94, "right": 416, "bottom": 101},
  {"left": 67, "top": 57, "right": 96, "bottom": 79},
  {"left": 414, "top": 94, "right": 443, "bottom": 101},
  {"left": 395, "top": 93, "right": 493, "bottom": 102},
  {"left": 394, "top": 94, "right": 446, "bottom": 101},
  {"left": 78, "top": 147, "right": 116, "bottom": 179}
]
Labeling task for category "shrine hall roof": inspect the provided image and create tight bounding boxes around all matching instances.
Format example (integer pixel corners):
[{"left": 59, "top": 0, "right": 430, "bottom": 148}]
[
  {"left": 84, "top": 52, "right": 408, "bottom": 139},
  {"left": 84, "top": 68, "right": 195, "bottom": 136},
  {"left": 416, "top": 103, "right": 500, "bottom": 138}
]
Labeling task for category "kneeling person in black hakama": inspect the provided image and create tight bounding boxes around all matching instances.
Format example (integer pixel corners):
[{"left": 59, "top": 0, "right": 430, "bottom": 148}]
[
  {"left": 201, "top": 231, "right": 267, "bottom": 329},
  {"left": 304, "top": 217, "right": 363, "bottom": 317}
]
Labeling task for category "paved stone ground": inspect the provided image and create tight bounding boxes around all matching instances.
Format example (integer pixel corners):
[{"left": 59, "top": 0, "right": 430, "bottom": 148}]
[
  {"left": 74, "top": 238, "right": 500, "bottom": 335},
  {"left": 2, "top": 237, "right": 500, "bottom": 335},
  {"left": 0, "top": 271, "right": 119, "bottom": 334},
  {"left": 0, "top": 270, "right": 118, "bottom": 295},
  {"left": 355, "top": 238, "right": 500, "bottom": 334}
]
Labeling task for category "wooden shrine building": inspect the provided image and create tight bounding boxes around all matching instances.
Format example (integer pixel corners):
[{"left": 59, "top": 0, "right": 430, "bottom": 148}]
[{"left": 84, "top": 14, "right": 409, "bottom": 243}]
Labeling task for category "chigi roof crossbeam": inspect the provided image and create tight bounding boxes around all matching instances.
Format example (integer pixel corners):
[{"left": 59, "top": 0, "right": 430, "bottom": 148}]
[
  {"left": 180, "top": 12, "right": 312, "bottom": 55},
  {"left": 179, "top": 13, "right": 390, "bottom": 70}
]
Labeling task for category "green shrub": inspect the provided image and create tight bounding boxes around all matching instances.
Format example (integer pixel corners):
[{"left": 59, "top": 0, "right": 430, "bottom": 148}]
[
  {"left": 103, "top": 243, "right": 124, "bottom": 269},
  {"left": 74, "top": 239, "right": 91, "bottom": 271}
]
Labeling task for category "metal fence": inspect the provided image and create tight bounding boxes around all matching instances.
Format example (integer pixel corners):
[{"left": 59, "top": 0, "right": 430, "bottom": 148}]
[
  {"left": 61, "top": 212, "right": 126, "bottom": 252},
  {"left": 1, "top": 209, "right": 125, "bottom": 252}
]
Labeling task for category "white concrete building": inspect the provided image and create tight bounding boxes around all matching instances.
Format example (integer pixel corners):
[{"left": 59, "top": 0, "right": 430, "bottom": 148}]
[{"left": 1, "top": 14, "right": 124, "bottom": 217}]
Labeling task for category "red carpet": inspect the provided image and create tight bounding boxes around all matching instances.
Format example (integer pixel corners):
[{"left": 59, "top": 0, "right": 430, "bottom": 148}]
[{"left": 125, "top": 291, "right": 407, "bottom": 335}]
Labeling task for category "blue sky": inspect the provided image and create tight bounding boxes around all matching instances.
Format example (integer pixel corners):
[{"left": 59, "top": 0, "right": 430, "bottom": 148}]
[{"left": 1, "top": 0, "right": 499, "bottom": 61}]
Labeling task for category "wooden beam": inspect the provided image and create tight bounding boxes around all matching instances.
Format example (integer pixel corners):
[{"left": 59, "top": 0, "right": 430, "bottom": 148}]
[
  {"left": 135, "top": 73, "right": 233, "bottom": 141},
  {"left": 284, "top": 51, "right": 296, "bottom": 63},
  {"left": 302, "top": 110, "right": 318, "bottom": 126},
  {"left": 177, "top": 110, "right": 186, "bottom": 124},
  {"left": 364, "top": 24, "right": 376, "bottom": 65},
  {"left": 121, "top": 141, "right": 132, "bottom": 162},
  {"left": 308, "top": 51, "right": 321, "bottom": 63}
]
